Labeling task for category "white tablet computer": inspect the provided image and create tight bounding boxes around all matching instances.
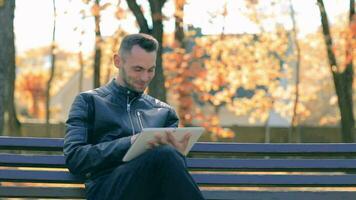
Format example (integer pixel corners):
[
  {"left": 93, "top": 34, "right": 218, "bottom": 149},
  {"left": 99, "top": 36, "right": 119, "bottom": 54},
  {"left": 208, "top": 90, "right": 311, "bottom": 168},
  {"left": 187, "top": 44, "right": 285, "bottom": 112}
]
[{"left": 122, "top": 127, "right": 205, "bottom": 162}]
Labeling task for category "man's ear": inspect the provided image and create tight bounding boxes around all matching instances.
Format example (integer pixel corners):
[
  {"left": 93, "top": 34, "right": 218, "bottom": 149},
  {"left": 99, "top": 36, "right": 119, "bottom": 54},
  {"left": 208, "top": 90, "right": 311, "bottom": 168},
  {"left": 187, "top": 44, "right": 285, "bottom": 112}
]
[{"left": 113, "top": 54, "right": 120, "bottom": 69}]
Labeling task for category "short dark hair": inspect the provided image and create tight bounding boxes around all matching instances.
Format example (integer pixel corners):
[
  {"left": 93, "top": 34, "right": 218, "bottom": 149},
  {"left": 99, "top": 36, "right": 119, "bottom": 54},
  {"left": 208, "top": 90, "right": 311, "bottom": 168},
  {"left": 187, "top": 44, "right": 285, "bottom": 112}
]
[{"left": 119, "top": 33, "right": 159, "bottom": 57}]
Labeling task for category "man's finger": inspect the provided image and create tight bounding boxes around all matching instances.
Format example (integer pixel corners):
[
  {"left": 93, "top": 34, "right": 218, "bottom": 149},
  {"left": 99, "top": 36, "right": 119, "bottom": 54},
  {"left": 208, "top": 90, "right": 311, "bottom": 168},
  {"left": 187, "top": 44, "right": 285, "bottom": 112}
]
[
  {"left": 181, "top": 132, "right": 191, "bottom": 144},
  {"left": 179, "top": 133, "right": 191, "bottom": 153},
  {"left": 148, "top": 140, "right": 159, "bottom": 148},
  {"left": 154, "top": 134, "right": 163, "bottom": 144},
  {"left": 148, "top": 141, "right": 155, "bottom": 149},
  {"left": 155, "top": 133, "right": 168, "bottom": 145},
  {"left": 166, "top": 131, "right": 178, "bottom": 146}
]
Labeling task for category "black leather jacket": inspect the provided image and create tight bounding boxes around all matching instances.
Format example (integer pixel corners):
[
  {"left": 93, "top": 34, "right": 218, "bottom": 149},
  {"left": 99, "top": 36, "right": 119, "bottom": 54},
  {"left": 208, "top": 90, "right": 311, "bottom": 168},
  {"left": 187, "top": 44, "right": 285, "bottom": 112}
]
[{"left": 64, "top": 79, "right": 179, "bottom": 178}]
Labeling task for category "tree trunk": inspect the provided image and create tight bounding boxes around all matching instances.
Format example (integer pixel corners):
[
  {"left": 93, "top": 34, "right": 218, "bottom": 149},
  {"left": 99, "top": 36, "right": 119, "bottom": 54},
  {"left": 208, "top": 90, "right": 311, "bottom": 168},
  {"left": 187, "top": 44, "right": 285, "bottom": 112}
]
[
  {"left": 174, "top": 0, "right": 185, "bottom": 43},
  {"left": 93, "top": 0, "right": 102, "bottom": 88},
  {"left": 0, "top": 0, "right": 20, "bottom": 136},
  {"left": 46, "top": 0, "right": 57, "bottom": 129},
  {"left": 126, "top": 0, "right": 167, "bottom": 102},
  {"left": 0, "top": 0, "right": 13, "bottom": 135},
  {"left": 126, "top": 0, "right": 150, "bottom": 34},
  {"left": 7, "top": 33, "right": 20, "bottom": 136},
  {"left": 288, "top": 0, "right": 301, "bottom": 142},
  {"left": 78, "top": 11, "right": 86, "bottom": 92},
  {"left": 78, "top": 50, "right": 84, "bottom": 92},
  {"left": 148, "top": 0, "right": 167, "bottom": 102},
  {"left": 317, "top": 0, "right": 355, "bottom": 142}
]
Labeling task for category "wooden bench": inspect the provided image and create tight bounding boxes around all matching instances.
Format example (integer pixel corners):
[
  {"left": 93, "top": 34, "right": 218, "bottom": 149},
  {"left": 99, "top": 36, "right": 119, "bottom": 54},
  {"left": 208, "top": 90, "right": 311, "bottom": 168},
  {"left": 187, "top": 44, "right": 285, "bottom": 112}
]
[{"left": 1, "top": 136, "right": 356, "bottom": 199}]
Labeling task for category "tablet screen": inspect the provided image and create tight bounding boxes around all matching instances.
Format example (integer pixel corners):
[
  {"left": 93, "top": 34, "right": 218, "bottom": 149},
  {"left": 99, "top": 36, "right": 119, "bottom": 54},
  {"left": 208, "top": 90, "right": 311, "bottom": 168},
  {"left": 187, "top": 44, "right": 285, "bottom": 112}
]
[{"left": 122, "top": 127, "right": 204, "bottom": 162}]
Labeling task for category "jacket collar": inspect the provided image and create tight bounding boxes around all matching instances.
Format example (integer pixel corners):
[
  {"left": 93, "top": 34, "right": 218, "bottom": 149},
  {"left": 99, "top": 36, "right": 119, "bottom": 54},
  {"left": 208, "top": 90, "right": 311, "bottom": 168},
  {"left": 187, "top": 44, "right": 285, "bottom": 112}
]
[{"left": 107, "top": 79, "right": 143, "bottom": 99}]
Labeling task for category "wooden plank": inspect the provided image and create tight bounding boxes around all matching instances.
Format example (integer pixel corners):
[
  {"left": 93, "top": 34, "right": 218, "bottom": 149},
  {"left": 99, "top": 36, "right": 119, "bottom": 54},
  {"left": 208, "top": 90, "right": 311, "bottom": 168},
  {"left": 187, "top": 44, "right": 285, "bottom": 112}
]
[
  {"left": 0, "top": 137, "right": 63, "bottom": 151},
  {"left": 3, "top": 154, "right": 356, "bottom": 172},
  {"left": 202, "top": 190, "right": 356, "bottom": 200},
  {"left": 0, "top": 169, "right": 84, "bottom": 183},
  {"left": 191, "top": 143, "right": 356, "bottom": 155},
  {"left": 193, "top": 174, "right": 356, "bottom": 186},
  {"left": 1, "top": 187, "right": 356, "bottom": 200},
  {"left": 0, "top": 154, "right": 66, "bottom": 167},
  {"left": 0, "top": 186, "right": 85, "bottom": 199},
  {"left": 2, "top": 169, "right": 356, "bottom": 186},
  {"left": 188, "top": 158, "right": 356, "bottom": 171},
  {"left": 2, "top": 136, "right": 356, "bottom": 155}
]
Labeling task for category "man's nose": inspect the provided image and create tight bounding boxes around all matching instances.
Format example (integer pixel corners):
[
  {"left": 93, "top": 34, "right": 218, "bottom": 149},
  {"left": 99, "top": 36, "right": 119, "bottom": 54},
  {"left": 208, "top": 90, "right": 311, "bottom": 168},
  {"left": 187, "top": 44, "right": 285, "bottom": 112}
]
[{"left": 140, "top": 72, "right": 152, "bottom": 82}]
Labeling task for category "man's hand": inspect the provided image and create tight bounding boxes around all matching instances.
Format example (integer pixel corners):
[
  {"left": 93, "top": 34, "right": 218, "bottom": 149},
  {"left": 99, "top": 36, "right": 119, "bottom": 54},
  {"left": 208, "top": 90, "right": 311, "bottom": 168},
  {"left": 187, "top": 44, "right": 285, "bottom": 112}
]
[{"left": 148, "top": 131, "right": 191, "bottom": 155}]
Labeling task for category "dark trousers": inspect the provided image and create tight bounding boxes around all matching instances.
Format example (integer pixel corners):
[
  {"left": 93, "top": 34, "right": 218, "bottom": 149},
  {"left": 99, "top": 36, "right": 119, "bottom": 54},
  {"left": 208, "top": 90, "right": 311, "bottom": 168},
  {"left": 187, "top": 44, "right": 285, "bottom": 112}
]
[{"left": 85, "top": 145, "right": 205, "bottom": 200}]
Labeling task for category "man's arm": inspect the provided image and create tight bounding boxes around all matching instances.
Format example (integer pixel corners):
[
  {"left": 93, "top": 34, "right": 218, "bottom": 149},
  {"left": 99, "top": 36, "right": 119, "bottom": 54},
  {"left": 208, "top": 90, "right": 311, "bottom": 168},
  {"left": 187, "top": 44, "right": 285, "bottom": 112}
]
[
  {"left": 165, "top": 108, "right": 179, "bottom": 127},
  {"left": 63, "top": 94, "right": 132, "bottom": 176}
]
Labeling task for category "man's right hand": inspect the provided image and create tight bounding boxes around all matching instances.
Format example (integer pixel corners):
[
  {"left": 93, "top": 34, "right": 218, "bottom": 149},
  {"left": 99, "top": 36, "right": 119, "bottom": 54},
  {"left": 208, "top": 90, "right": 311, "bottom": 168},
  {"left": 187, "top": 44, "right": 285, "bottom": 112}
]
[{"left": 148, "top": 131, "right": 191, "bottom": 155}]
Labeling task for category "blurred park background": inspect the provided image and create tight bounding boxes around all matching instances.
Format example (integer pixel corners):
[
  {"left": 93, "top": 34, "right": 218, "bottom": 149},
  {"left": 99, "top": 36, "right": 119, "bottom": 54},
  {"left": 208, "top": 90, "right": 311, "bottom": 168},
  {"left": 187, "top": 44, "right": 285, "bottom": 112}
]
[{"left": 0, "top": 0, "right": 355, "bottom": 143}]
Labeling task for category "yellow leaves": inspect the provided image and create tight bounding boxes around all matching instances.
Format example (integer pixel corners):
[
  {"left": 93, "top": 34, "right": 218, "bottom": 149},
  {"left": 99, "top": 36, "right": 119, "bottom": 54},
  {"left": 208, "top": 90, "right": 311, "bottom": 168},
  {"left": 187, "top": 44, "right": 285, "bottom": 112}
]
[
  {"left": 329, "top": 95, "right": 338, "bottom": 105},
  {"left": 331, "top": 65, "right": 338, "bottom": 72},
  {"left": 91, "top": 2, "right": 111, "bottom": 17},
  {"left": 91, "top": 4, "right": 100, "bottom": 16},
  {"left": 174, "top": 0, "right": 186, "bottom": 7},
  {"left": 115, "top": 8, "right": 126, "bottom": 20},
  {"left": 319, "top": 116, "right": 339, "bottom": 126}
]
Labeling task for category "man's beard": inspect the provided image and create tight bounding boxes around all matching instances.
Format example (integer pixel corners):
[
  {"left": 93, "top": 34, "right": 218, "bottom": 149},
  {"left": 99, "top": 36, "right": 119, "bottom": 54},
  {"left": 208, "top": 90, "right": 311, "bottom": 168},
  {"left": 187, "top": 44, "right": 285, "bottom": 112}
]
[{"left": 120, "top": 67, "right": 143, "bottom": 92}]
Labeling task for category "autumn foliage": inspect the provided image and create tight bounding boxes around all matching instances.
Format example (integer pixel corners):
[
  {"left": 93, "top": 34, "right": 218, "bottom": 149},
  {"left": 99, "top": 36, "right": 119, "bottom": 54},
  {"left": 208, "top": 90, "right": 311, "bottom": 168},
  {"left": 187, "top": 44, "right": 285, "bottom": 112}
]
[{"left": 11, "top": 0, "right": 355, "bottom": 140}]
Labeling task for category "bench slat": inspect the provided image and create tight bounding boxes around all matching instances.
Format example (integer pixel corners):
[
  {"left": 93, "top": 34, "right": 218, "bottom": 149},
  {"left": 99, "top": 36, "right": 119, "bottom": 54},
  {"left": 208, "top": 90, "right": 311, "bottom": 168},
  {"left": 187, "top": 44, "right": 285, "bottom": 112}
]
[
  {"left": 2, "top": 169, "right": 356, "bottom": 186},
  {"left": 188, "top": 158, "right": 356, "bottom": 171},
  {"left": 1, "top": 186, "right": 356, "bottom": 200},
  {"left": 0, "top": 154, "right": 66, "bottom": 167},
  {"left": 0, "top": 137, "right": 63, "bottom": 151},
  {"left": 202, "top": 190, "right": 356, "bottom": 200},
  {"left": 193, "top": 174, "right": 356, "bottom": 186},
  {"left": 0, "top": 186, "right": 85, "bottom": 199},
  {"left": 2, "top": 154, "right": 356, "bottom": 172},
  {"left": 191, "top": 143, "right": 356, "bottom": 155},
  {"left": 2, "top": 137, "right": 356, "bottom": 155},
  {"left": 0, "top": 169, "right": 84, "bottom": 183}
]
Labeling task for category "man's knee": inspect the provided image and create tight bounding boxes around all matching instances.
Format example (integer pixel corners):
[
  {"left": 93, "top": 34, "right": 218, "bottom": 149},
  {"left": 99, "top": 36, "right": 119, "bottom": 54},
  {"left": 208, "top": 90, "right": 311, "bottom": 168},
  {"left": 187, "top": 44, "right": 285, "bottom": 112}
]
[{"left": 150, "top": 145, "right": 186, "bottom": 166}]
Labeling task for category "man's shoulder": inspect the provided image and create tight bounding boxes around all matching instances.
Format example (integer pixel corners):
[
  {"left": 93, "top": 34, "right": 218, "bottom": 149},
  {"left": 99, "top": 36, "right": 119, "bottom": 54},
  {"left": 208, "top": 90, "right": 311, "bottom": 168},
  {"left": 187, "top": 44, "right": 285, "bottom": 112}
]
[{"left": 141, "top": 94, "right": 174, "bottom": 110}]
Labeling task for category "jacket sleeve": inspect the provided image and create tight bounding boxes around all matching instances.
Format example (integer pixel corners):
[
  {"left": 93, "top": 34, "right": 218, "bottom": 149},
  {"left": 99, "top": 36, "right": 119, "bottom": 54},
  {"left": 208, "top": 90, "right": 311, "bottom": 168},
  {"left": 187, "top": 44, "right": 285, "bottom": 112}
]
[
  {"left": 165, "top": 107, "right": 179, "bottom": 128},
  {"left": 63, "top": 94, "right": 132, "bottom": 176}
]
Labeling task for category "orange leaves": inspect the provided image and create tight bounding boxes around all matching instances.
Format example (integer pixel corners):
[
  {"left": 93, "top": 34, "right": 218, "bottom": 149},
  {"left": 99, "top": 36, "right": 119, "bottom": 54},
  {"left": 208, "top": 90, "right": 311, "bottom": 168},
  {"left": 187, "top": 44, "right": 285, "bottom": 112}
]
[
  {"left": 91, "top": 4, "right": 100, "bottom": 16},
  {"left": 197, "top": 115, "right": 235, "bottom": 140},
  {"left": 115, "top": 7, "right": 126, "bottom": 20},
  {"left": 164, "top": 29, "right": 293, "bottom": 138},
  {"left": 17, "top": 70, "right": 48, "bottom": 119},
  {"left": 91, "top": 2, "right": 111, "bottom": 17},
  {"left": 17, "top": 71, "right": 47, "bottom": 96},
  {"left": 174, "top": 0, "right": 186, "bottom": 8}
]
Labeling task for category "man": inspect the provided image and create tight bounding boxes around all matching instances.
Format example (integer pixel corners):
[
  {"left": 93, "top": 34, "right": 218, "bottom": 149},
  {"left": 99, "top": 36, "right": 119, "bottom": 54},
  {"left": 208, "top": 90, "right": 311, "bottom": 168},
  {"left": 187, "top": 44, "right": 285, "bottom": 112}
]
[{"left": 64, "top": 33, "right": 205, "bottom": 200}]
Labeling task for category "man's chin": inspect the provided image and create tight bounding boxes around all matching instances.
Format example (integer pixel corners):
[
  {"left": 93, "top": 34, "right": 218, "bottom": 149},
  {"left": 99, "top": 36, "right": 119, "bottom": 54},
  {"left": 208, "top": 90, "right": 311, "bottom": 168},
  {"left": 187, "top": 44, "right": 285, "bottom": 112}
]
[{"left": 131, "top": 86, "right": 146, "bottom": 93}]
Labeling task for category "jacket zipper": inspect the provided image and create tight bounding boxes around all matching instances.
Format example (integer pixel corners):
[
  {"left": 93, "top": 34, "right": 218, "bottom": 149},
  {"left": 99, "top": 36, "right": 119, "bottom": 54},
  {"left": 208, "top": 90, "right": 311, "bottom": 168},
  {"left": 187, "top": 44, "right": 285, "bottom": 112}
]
[
  {"left": 136, "top": 111, "right": 144, "bottom": 131},
  {"left": 127, "top": 96, "right": 138, "bottom": 135}
]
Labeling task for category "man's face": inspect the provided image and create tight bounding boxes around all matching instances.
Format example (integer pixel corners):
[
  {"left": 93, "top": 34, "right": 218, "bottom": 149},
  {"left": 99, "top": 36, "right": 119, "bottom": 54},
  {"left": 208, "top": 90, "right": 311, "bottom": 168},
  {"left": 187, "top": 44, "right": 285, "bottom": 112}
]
[{"left": 114, "top": 45, "right": 156, "bottom": 92}]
